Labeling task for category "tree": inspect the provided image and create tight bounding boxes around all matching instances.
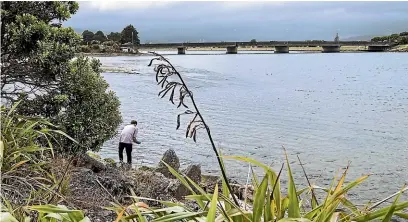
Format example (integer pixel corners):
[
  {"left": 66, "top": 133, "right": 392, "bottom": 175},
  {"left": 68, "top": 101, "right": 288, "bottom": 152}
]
[
  {"left": 1, "top": 2, "right": 122, "bottom": 153},
  {"left": 107, "top": 32, "right": 121, "bottom": 42},
  {"left": 250, "top": 39, "right": 257, "bottom": 43},
  {"left": 390, "top": 33, "right": 400, "bottom": 40},
  {"left": 400, "top": 32, "right": 408, "bottom": 36},
  {"left": 93, "top": 30, "right": 107, "bottom": 42},
  {"left": 120, "top": 24, "right": 140, "bottom": 45},
  {"left": 82, "top": 30, "right": 94, "bottom": 43},
  {"left": 1, "top": 1, "right": 80, "bottom": 104}
]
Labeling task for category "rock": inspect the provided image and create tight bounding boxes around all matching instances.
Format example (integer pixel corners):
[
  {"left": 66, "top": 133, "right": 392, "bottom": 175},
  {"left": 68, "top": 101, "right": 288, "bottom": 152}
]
[
  {"left": 74, "top": 153, "right": 106, "bottom": 173},
  {"left": 155, "top": 149, "right": 180, "bottom": 178},
  {"left": 103, "top": 158, "right": 116, "bottom": 168},
  {"left": 167, "top": 164, "right": 201, "bottom": 200},
  {"left": 132, "top": 170, "right": 175, "bottom": 205},
  {"left": 182, "top": 164, "right": 201, "bottom": 185}
]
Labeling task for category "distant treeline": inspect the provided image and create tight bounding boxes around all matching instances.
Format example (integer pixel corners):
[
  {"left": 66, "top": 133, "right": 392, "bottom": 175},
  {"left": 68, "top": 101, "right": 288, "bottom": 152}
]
[
  {"left": 371, "top": 31, "right": 408, "bottom": 44},
  {"left": 79, "top": 24, "right": 140, "bottom": 53}
]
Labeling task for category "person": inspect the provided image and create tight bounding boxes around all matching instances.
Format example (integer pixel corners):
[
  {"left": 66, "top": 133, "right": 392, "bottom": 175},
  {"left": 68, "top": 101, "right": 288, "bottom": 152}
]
[{"left": 118, "top": 120, "right": 141, "bottom": 164}]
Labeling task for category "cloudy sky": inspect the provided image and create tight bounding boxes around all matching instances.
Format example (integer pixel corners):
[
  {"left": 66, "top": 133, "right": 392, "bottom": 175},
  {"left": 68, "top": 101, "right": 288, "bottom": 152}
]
[{"left": 65, "top": 1, "right": 408, "bottom": 43}]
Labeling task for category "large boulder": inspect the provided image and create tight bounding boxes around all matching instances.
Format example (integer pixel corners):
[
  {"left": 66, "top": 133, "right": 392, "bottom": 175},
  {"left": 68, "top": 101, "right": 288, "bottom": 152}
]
[
  {"left": 73, "top": 152, "right": 106, "bottom": 173},
  {"left": 155, "top": 149, "right": 180, "bottom": 178},
  {"left": 167, "top": 164, "right": 202, "bottom": 200},
  {"left": 183, "top": 164, "right": 201, "bottom": 185}
]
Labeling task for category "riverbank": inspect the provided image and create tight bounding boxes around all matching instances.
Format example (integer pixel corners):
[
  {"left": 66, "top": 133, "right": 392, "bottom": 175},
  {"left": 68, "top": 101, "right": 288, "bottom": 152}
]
[
  {"left": 48, "top": 149, "right": 243, "bottom": 221},
  {"left": 389, "top": 44, "right": 408, "bottom": 52}
]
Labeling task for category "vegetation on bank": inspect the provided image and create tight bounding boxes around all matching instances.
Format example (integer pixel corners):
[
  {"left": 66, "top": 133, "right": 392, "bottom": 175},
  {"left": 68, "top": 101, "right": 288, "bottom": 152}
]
[
  {"left": 371, "top": 32, "right": 408, "bottom": 45},
  {"left": 78, "top": 25, "right": 140, "bottom": 54},
  {"left": 1, "top": 1, "right": 408, "bottom": 222}
]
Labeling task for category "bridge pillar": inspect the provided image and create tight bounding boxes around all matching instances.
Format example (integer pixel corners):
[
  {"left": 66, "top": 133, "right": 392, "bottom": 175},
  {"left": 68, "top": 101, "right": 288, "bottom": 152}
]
[
  {"left": 367, "top": 45, "right": 389, "bottom": 52},
  {"left": 322, "top": 45, "right": 340, "bottom": 53},
  {"left": 274, "top": 46, "right": 289, "bottom": 53},
  {"left": 226, "top": 46, "right": 238, "bottom": 54},
  {"left": 177, "top": 46, "right": 186, "bottom": 54}
]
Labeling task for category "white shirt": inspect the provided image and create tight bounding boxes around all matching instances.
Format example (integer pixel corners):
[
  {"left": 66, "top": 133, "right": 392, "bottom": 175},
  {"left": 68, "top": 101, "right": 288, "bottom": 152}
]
[{"left": 119, "top": 124, "right": 138, "bottom": 144}]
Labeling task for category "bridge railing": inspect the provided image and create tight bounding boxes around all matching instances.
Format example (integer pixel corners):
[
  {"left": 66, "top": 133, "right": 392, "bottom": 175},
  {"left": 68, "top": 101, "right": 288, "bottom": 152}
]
[{"left": 139, "top": 41, "right": 390, "bottom": 48}]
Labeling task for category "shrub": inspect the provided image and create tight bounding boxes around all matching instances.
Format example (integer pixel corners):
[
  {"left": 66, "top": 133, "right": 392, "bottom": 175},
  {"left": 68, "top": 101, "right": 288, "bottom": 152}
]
[
  {"left": 17, "top": 56, "right": 122, "bottom": 154},
  {"left": 91, "top": 44, "right": 100, "bottom": 50},
  {"left": 79, "top": 45, "right": 91, "bottom": 53}
]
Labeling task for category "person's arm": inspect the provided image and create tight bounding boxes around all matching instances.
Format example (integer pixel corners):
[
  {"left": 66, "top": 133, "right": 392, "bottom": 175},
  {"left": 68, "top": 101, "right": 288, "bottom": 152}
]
[{"left": 133, "top": 128, "right": 141, "bottom": 144}]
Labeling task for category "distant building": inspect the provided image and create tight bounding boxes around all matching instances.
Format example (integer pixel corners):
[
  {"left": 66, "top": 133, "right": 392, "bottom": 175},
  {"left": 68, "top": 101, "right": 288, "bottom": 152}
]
[{"left": 120, "top": 42, "right": 136, "bottom": 53}]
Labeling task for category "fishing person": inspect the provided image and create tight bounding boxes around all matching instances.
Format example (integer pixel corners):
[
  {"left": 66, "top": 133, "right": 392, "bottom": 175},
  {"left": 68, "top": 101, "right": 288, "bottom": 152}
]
[{"left": 118, "top": 120, "right": 141, "bottom": 165}]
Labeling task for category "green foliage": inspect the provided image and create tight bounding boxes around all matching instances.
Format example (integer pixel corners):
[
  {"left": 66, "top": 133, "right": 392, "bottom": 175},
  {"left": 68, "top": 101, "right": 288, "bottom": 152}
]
[
  {"left": 93, "top": 30, "right": 107, "bottom": 42},
  {"left": 400, "top": 32, "right": 408, "bottom": 36},
  {"left": 91, "top": 44, "right": 100, "bottom": 50},
  {"left": 250, "top": 39, "right": 257, "bottom": 43},
  {"left": 107, "top": 31, "right": 121, "bottom": 42},
  {"left": 1, "top": 102, "right": 78, "bottom": 221},
  {"left": 19, "top": 56, "right": 122, "bottom": 153},
  {"left": 120, "top": 24, "right": 140, "bottom": 45},
  {"left": 111, "top": 154, "right": 408, "bottom": 222},
  {"left": 2, "top": 204, "right": 90, "bottom": 222},
  {"left": 2, "top": 1, "right": 122, "bottom": 154},
  {"left": 371, "top": 31, "right": 408, "bottom": 45},
  {"left": 82, "top": 29, "right": 94, "bottom": 43},
  {"left": 1, "top": 1, "right": 81, "bottom": 103},
  {"left": 79, "top": 45, "right": 91, "bottom": 53}
]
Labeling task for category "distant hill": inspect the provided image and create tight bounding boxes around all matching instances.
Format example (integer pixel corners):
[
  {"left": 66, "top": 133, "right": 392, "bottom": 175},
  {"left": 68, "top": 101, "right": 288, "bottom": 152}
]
[{"left": 342, "top": 35, "right": 376, "bottom": 41}]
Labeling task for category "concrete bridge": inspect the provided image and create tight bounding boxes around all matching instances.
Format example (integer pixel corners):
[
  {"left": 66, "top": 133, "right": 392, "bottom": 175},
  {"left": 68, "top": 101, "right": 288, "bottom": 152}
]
[{"left": 139, "top": 41, "right": 392, "bottom": 54}]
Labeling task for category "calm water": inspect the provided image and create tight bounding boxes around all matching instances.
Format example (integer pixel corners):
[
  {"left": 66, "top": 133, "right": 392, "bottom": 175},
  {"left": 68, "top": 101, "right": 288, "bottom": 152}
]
[{"left": 96, "top": 51, "right": 408, "bottom": 202}]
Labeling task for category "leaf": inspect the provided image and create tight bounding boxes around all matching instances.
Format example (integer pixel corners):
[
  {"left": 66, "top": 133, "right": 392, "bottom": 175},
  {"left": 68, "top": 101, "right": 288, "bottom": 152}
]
[
  {"left": 277, "top": 218, "right": 312, "bottom": 222},
  {"left": 382, "top": 185, "right": 406, "bottom": 222},
  {"left": 352, "top": 201, "right": 408, "bottom": 221},
  {"left": 395, "top": 212, "right": 408, "bottom": 220},
  {"left": 193, "top": 130, "right": 197, "bottom": 142},
  {"left": 207, "top": 184, "right": 218, "bottom": 222},
  {"left": 0, "top": 212, "right": 19, "bottom": 222},
  {"left": 160, "top": 85, "right": 173, "bottom": 98},
  {"left": 153, "top": 212, "right": 205, "bottom": 222},
  {"left": 169, "top": 86, "right": 176, "bottom": 104},
  {"left": 285, "top": 150, "right": 300, "bottom": 218},
  {"left": 148, "top": 58, "right": 159, "bottom": 67},
  {"left": 161, "top": 161, "right": 196, "bottom": 195},
  {"left": 253, "top": 175, "right": 269, "bottom": 222},
  {"left": 79, "top": 217, "right": 91, "bottom": 222},
  {"left": 114, "top": 207, "right": 126, "bottom": 222},
  {"left": 26, "top": 205, "right": 81, "bottom": 214},
  {"left": 176, "top": 114, "right": 181, "bottom": 130}
]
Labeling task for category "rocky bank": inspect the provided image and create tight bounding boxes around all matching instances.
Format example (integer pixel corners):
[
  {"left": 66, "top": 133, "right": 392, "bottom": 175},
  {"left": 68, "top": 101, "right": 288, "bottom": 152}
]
[{"left": 51, "top": 149, "right": 251, "bottom": 221}]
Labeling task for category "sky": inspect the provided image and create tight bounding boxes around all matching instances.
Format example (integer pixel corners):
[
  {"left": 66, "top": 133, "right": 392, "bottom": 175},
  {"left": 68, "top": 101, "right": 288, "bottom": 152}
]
[{"left": 64, "top": 1, "right": 408, "bottom": 43}]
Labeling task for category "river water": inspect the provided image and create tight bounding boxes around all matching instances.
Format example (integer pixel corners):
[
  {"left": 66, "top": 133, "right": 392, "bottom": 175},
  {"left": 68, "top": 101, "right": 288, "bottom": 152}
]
[{"left": 96, "top": 51, "right": 408, "bottom": 202}]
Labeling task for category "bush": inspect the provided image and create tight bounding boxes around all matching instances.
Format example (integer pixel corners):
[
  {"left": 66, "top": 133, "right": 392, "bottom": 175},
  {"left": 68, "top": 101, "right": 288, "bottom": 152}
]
[
  {"left": 79, "top": 45, "right": 91, "bottom": 53},
  {"left": 17, "top": 56, "right": 122, "bottom": 154},
  {"left": 91, "top": 44, "right": 100, "bottom": 50},
  {"left": 102, "top": 40, "right": 117, "bottom": 46}
]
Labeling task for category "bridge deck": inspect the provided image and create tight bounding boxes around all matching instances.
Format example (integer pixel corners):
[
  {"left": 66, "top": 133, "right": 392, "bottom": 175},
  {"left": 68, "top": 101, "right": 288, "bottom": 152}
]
[{"left": 139, "top": 41, "right": 390, "bottom": 48}]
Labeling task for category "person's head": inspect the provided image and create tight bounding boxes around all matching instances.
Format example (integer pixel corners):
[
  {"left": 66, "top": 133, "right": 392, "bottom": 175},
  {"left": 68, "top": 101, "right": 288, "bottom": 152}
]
[{"left": 130, "top": 120, "right": 137, "bottom": 126}]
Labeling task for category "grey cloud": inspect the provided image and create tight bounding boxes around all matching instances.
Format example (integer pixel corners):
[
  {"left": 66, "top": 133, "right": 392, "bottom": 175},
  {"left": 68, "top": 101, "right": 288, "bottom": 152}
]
[{"left": 65, "top": 1, "right": 408, "bottom": 42}]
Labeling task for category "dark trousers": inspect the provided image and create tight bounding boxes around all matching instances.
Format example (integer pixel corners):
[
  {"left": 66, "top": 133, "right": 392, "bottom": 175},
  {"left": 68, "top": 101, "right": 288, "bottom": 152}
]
[{"left": 118, "top": 142, "right": 133, "bottom": 164}]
